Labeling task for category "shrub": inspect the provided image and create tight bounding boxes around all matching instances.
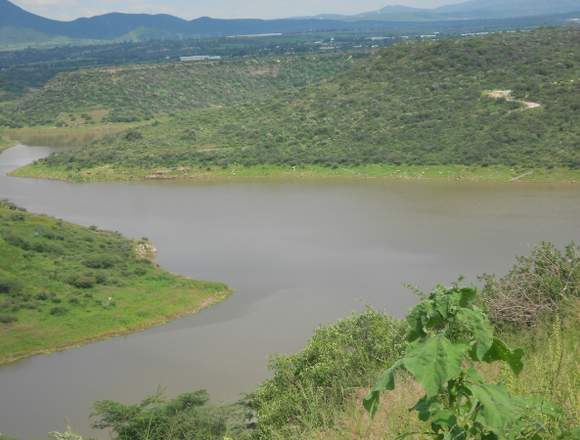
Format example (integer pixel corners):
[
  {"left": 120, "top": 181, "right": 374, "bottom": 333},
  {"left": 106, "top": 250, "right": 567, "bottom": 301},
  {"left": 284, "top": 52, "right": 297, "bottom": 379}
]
[
  {"left": 83, "top": 254, "right": 118, "bottom": 269},
  {"left": 0, "top": 314, "right": 18, "bottom": 324},
  {"left": 124, "top": 129, "right": 143, "bottom": 141},
  {"left": 480, "top": 242, "right": 580, "bottom": 328},
  {"left": 250, "top": 308, "right": 405, "bottom": 438},
  {"left": 49, "top": 306, "right": 68, "bottom": 316},
  {"left": 66, "top": 273, "right": 97, "bottom": 289},
  {"left": 92, "top": 390, "right": 230, "bottom": 440},
  {"left": 365, "top": 286, "right": 563, "bottom": 439},
  {"left": 9, "top": 213, "right": 25, "bottom": 221},
  {"left": 0, "top": 277, "right": 22, "bottom": 295}
]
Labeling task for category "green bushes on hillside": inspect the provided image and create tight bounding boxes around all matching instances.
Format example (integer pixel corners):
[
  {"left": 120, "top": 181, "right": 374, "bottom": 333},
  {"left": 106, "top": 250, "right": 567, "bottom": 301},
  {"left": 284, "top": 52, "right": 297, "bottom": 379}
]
[
  {"left": 481, "top": 242, "right": 580, "bottom": 328},
  {"left": 32, "top": 28, "right": 580, "bottom": 176},
  {"left": 0, "top": 54, "right": 357, "bottom": 127},
  {"left": 249, "top": 310, "right": 405, "bottom": 439},
  {"left": 91, "top": 390, "right": 240, "bottom": 440}
]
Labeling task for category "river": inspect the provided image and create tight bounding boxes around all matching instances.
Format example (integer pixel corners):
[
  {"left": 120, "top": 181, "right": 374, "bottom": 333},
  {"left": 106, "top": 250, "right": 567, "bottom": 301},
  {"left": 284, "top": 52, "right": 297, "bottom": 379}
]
[{"left": 0, "top": 144, "right": 579, "bottom": 439}]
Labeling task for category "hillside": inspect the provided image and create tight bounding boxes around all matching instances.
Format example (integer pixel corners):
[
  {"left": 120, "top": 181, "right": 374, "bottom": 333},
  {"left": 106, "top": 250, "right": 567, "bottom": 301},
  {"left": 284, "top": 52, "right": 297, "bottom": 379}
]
[
  {"left": 0, "top": 54, "right": 359, "bottom": 127},
  {"left": 0, "top": 200, "right": 230, "bottom": 364},
  {"left": 20, "top": 28, "right": 580, "bottom": 181}
]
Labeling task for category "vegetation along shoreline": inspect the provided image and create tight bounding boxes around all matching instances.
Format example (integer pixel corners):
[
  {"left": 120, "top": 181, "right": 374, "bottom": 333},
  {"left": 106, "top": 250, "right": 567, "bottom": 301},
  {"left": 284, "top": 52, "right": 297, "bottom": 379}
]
[
  {"left": 0, "top": 200, "right": 232, "bottom": 366},
  {"left": 10, "top": 162, "right": 580, "bottom": 184}
]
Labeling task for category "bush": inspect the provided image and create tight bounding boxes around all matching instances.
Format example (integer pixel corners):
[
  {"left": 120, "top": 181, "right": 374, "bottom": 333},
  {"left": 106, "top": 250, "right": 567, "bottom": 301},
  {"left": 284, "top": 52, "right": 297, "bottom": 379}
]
[
  {"left": 481, "top": 242, "right": 580, "bottom": 328},
  {"left": 0, "top": 314, "right": 18, "bottom": 324},
  {"left": 250, "top": 308, "right": 405, "bottom": 438},
  {"left": 49, "top": 306, "right": 68, "bottom": 316},
  {"left": 83, "top": 254, "right": 118, "bottom": 269},
  {"left": 66, "top": 273, "right": 97, "bottom": 289},
  {"left": 92, "top": 390, "right": 230, "bottom": 440},
  {"left": 35, "top": 292, "right": 50, "bottom": 301},
  {"left": 124, "top": 129, "right": 143, "bottom": 141},
  {"left": 0, "top": 277, "right": 22, "bottom": 295}
]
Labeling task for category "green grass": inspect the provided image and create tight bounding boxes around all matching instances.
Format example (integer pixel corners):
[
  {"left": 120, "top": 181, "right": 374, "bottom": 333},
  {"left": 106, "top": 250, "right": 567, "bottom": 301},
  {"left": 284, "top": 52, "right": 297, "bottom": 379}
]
[
  {"left": 0, "top": 201, "right": 231, "bottom": 365},
  {"left": 2, "top": 123, "right": 145, "bottom": 148},
  {"left": 12, "top": 162, "right": 580, "bottom": 184}
]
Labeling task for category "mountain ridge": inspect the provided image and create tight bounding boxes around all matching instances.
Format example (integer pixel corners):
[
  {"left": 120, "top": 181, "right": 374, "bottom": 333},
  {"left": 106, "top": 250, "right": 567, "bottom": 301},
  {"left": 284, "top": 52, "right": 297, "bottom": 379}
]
[
  {"left": 2, "top": 0, "right": 580, "bottom": 48},
  {"left": 319, "top": 0, "right": 580, "bottom": 21}
]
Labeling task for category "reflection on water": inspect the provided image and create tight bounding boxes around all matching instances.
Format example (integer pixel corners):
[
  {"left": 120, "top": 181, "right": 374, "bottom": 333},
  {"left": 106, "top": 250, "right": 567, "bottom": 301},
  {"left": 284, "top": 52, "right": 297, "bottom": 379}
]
[{"left": 1, "top": 144, "right": 579, "bottom": 439}]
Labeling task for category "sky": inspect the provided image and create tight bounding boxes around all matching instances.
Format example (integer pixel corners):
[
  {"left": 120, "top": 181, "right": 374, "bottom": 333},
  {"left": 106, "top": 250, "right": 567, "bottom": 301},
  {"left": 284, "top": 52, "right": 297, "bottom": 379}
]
[{"left": 12, "top": 0, "right": 468, "bottom": 20}]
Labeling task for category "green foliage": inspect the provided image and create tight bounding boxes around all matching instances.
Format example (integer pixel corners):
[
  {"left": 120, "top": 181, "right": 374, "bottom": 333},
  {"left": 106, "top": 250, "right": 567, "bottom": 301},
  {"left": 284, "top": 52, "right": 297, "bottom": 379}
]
[
  {"left": 1, "top": 54, "right": 355, "bottom": 127},
  {"left": 363, "top": 286, "right": 546, "bottom": 439},
  {"left": 91, "top": 390, "right": 233, "bottom": 440},
  {"left": 36, "top": 28, "right": 580, "bottom": 176},
  {"left": 0, "top": 199, "right": 230, "bottom": 364},
  {"left": 250, "top": 309, "right": 406, "bottom": 438},
  {"left": 500, "top": 309, "right": 580, "bottom": 437},
  {"left": 481, "top": 242, "right": 580, "bottom": 328}
]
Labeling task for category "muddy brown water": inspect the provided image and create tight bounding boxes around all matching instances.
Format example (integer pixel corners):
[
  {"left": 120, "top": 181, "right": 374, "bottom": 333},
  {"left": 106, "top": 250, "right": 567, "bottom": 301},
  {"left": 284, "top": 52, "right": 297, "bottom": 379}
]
[{"left": 0, "top": 144, "right": 579, "bottom": 439}]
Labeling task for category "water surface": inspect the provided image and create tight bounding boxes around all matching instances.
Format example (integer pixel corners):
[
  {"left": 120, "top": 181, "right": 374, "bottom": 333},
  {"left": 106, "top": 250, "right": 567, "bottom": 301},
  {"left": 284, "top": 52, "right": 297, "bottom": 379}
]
[{"left": 0, "top": 145, "right": 579, "bottom": 439}]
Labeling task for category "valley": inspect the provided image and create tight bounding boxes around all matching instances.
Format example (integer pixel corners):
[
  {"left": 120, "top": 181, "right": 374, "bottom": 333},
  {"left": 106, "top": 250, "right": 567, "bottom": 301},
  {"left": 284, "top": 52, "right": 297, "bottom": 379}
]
[{"left": 0, "top": 2, "right": 578, "bottom": 439}]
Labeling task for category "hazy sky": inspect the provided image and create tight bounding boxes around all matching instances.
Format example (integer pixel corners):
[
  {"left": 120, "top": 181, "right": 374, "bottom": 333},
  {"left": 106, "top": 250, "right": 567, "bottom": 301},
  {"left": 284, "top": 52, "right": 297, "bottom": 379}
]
[{"left": 13, "top": 0, "right": 468, "bottom": 20}]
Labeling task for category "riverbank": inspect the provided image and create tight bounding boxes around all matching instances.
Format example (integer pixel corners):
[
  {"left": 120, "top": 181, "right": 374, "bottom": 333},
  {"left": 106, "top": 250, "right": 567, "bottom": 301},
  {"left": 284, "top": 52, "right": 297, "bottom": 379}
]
[
  {"left": 1, "top": 123, "right": 140, "bottom": 149},
  {"left": 0, "top": 201, "right": 231, "bottom": 366},
  {"left": 11, "top": 162, "right": 580, "bottom": 184},
  {"left": 0, "top": 128, "right": 14, "bottom": 152}
]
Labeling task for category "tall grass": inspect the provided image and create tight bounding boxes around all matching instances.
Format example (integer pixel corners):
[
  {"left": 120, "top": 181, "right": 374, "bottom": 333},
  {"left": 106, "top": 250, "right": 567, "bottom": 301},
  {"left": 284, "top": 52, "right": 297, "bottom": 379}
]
[{"left": 249, "top": 309, "right": 406, "bottom": 439}]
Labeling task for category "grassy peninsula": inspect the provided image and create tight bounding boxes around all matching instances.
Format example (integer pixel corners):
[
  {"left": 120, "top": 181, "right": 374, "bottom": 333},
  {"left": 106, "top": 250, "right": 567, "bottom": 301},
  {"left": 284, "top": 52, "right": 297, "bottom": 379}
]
[
  {"left": 12, "top": 28, "right": 580, "bottom": 183},
  {"left": 0, "top": 200, "right": 230, "bottom": 365}
]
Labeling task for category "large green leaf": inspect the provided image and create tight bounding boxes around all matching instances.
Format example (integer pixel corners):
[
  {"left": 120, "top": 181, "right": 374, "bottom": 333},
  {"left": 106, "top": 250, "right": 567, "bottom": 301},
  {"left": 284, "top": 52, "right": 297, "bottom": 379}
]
[
  {"left": 456, "top": 308, "right": 494, "bottom": 361},
  {"left": 403, "top": 335, "right": 467, "bottom": 397},
  {"left": 483, "top": 338, "right": 524, "bottom": 375},
  {"left": 467, "top": 383, "right": 523, "bottom": 437},
  {"left": 363, "top": 359, "right": 404, "bottom": 416}
]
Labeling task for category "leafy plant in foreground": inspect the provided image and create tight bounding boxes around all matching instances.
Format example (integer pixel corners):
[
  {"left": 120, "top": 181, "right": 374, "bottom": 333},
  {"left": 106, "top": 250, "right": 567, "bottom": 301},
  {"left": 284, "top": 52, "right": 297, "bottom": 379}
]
[{"left": 363, "top": 286, "right": 556, "bottom": 439}]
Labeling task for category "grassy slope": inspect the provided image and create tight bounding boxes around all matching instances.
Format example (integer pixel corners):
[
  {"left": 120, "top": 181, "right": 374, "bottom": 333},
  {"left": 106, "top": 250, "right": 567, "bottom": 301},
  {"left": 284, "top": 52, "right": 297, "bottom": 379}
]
[
  {"left": 0, "top": 53, "right": 359, "bottom": 127},
  {"left": 309, "top": 307, "right": 580, "bottom": 440},
  {"left": 17, "top": 28, "right": 580, "bottom": 182},
  {"left": 0, "top": 201, "right": 230, "bottom": 365}
]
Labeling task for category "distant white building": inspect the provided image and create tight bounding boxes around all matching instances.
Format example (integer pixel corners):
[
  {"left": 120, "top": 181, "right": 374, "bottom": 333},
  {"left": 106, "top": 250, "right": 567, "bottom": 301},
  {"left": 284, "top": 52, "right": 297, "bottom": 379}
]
[{"left": 179, "top": 55, "right": 222, "bottom": 62}]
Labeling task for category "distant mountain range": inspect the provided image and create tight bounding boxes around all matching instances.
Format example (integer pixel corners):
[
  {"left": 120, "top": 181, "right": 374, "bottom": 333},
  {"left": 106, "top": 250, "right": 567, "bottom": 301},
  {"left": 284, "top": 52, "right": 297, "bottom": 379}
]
[
  {"left": 326, "top": 0, "right": 580, "bottom": 21},
  {"left": 1, "top": 0, "right": 579, "bottom": 50}
]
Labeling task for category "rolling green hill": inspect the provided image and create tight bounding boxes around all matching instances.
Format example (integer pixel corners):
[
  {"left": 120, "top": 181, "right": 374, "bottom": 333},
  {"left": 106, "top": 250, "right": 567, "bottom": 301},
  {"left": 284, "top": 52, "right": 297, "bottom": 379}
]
[
  {"left": 0, "top": 200, "right": 230, "bottom": 364},
  {"left": 19, "top": 28, "right": 580, "bottom": 181},
  {"left": 0, "top": 54, "right": 358, "bottom": 127}
]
